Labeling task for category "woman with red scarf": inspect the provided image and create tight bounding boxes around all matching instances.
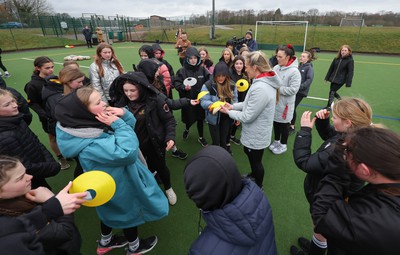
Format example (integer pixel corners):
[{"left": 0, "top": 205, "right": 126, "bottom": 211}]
[{"left": 269, "top": 44, "right": 301, "bottom": 155}]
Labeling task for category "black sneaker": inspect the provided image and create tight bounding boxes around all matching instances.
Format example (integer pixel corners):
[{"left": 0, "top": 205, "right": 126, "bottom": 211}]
[
  {"left": 298, "top": 237, "right": 311, "bottom": 254},
  {"left": 97, "top": 234, "right": 128, "bottom": 255},
  {"left": 230, "top": 136, "right": 241, "bottom": 145},
  {"left": 127, "top": 236, "right": 158, "bottom": 255},
  {"left": 182, "top": 129, "right": 189, "bottom": 139},
  {"left": 289, "top": 127, "right": 295, "bottom": 135},
  {"left": 290, "top": 245, "right": 306, "bottom": 255},
  {"left": 171, "top": 149, "right": 188, "bottom": 160},
  {"left": 198, "top": 137, "right": 208, "bottom": 147}
]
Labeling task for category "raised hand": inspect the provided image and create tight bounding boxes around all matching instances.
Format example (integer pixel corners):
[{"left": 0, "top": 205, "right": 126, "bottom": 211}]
[
  {"left": 300, "top": 111, "right": 317, "bottom": 128},
  {"left": 95, "top": 111, "right": 119, "bottom": 126},
  {"left": 56, "top": 181, "right": 87, "bottom": 215},
  {"left": 105, "top": 106, "right": 124, "bottom": 117}
]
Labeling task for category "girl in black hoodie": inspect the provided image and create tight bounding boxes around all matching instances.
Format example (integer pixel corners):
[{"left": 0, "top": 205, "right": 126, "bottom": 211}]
[{"left": 324, "top": 45, "right": 354, "bottom": 108}]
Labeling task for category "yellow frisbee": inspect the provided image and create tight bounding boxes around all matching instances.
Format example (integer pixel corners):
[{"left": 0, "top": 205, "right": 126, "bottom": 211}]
[
  {"left": 236, "top": 79, "right": 249, "bottom": 92},
  {"left": 210, "top": 101, "right": 226, "bottom": 114},
  {"left": 69, "top": 170, "right": 116, "bottom": 207},
  {"left": 197, "top": 91, "right": 209, "bottom": 100}
]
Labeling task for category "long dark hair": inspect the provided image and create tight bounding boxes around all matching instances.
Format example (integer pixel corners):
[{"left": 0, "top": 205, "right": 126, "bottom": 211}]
[
  {"left": 33, "top": 56, "right": 53, "bottom": 75},
  {"left": 340, "top": 127, "right": 400, "bottom": 181}
]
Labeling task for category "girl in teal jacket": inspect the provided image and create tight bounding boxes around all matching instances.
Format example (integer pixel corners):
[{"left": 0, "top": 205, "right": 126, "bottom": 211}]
[{"left": 54, "top": 86, "right": 168, "bottom": 255}]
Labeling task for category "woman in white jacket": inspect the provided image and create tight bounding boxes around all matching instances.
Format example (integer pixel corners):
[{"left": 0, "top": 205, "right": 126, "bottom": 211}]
[
  {"left": 89, "top": 43, "right": 124, "bottom": 104},
  {"left": 270, "top": 44, "right": 301, "bottom": 154},
  {"left": 220, "top": 51, "right": 281, "bottom": 188}
]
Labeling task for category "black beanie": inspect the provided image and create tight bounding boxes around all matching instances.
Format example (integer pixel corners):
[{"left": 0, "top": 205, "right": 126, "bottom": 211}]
[
  {"left": 213, "top": 61, "right": 230, "bottom": 77},
  {"left": 184, "top": 145, "right": 242, "bottom": 211}
]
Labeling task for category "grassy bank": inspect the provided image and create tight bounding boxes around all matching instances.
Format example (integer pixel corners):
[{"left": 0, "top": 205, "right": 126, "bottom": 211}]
[{"left": 2, "top": 25, "right": 400, "bottom": 54}]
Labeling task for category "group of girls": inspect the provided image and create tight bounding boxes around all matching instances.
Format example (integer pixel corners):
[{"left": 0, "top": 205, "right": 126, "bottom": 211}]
[{"left": 0, "top": 39, "right": 366, "bottom": 255}]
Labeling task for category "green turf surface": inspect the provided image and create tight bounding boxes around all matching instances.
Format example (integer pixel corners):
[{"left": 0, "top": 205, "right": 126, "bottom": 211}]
[{"left": 1, "top": 42, "right": 399, "bottom": 255}]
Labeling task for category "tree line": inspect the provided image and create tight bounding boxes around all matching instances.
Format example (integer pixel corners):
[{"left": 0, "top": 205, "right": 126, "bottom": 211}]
[
  {"left": 1, "top": 0, "right": 399, "bottom": 27},
  {"left": 188, "top": 9, "right": 400, "bottom": 27}
]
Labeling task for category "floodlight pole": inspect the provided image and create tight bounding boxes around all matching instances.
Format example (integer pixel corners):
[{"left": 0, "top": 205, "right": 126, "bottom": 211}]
[{"left": 211, "top": 0, "right": 215, "bottom": 39}]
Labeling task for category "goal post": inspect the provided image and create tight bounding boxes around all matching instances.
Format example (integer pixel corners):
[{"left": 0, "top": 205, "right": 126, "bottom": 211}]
[{"left": 255, "top": 21, "right": 309, "bottom": 52}]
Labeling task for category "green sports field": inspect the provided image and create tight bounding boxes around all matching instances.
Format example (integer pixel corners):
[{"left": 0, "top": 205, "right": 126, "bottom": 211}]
[{"left": 1, "top": 42, "right": 399, "bottom": 255}]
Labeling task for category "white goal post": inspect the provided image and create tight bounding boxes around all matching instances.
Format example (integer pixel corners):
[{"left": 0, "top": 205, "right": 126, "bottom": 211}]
[{"left": 255, "top": 21, "right": 309, "bottom": 52}]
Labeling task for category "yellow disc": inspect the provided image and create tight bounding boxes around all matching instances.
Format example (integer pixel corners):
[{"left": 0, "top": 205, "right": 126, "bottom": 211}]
[
  {"left": 236, "top": 79, "right": 249, "bottom": 92},
  {"left": 210, "top": 101, "right": 226, "bottom": 114},
  {"left": 197, "top": 91, "right": 209, "bottom": 100},
  {"left": 69, "top": 171, "right": 116, "bottom": 207}
]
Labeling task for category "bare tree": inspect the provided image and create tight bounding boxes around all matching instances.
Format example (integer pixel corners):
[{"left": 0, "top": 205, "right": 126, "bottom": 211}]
[{"left": 4, "top": 0, "right": 54, "bottom": 24}]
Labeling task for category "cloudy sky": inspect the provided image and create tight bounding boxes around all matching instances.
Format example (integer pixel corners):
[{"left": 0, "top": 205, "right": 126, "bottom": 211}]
[{"left": 55, "top": 1, "right": 400, "bottom": 18}]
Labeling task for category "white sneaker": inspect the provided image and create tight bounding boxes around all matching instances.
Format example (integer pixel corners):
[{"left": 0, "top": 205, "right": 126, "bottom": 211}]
[
  {"left": 272, "top": 144, "right": 287, "bottom": 155},
  {"left": 165, "top": 188, "right": 177, "bottom": 205},
  {"left": 269, "top": 140, "right": 281, "bottom": 151}
]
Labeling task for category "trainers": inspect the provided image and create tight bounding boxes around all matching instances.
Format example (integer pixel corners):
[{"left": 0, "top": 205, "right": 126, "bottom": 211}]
[
  {"left": 230, "top": 136, "right": 241, "bottom": 145},
  {"left": 171, "top": 149, "right": 188, "bottom": 160},
  {"left": 298, "top": 237, "right": 311, "bottom": 254},
  {"left": 4, "top": 73, "right": 11, "bottom": 78},
  {"left": 97, "top": 235, "right": 128, "bottom": 255},
  {"left": 272, "top": 144, "right": 287, "bottom": 155},
  {"left": 59, "top": 158, "right": 70, "bottom": 170},
  {"left": 268, "top": 141, "right": 281, "bottom": 151},
  {"left": 289, "top": 127, "right": 295, "bottom": 135},
  {"left": 226, "top": 144, "right": 233, "bottom": 155},
  {"left": 182, "top": 129, "right": 189, "bottom": 139},
  {"left": 198, "top": 137, "right": 208, "bottom": 147},
  {"left": 165, "top": 188, "right": 177, "bottom": 205},
  {"left": 290, "top": 245, "right": 306, "bottom": 255},
  {"left": 127, "top": 236, "right": 158, "bottom": 255}
]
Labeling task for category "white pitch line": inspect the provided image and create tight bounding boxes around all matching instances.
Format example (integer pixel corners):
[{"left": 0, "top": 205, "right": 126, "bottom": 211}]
[
  {"left": 21, "top": 58, "right": 90, "bottom": 69},
  {"left": 306, "top": 96, "right": 328, "bottom": 101}
]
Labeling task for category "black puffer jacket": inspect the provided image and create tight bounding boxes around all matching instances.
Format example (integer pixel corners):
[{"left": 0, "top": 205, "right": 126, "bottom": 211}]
[
  {"left": 313, "top": 175, "right": 400, "bottom": 255},
  {"left": 325, "top": 55, "right": 354, "bottom": 87},
  {"left": 24, "top": 74, "right": 48, "bottom": 121},
  {"left": 0, "top": 114, "right": 60, "bottom": 188},
  {"left": 112, "top": 72, "right": 176, "bottom": 157},
  {"left": 0, "top": 197, "right": 81, "bottom": 255},
  {"left": 293, "top": 118, "right": 363, "bottom": 207},
  {"left": 41, "top": 76, "right": 64, "bottom": 135}
]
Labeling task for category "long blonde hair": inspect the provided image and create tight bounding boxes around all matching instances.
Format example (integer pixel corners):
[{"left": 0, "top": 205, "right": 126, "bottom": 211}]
[
  {"left": 332, "top": 97, "right": 372, "bottom": 129},
  {"left": 59, "top": 66, "right": 85, "bottom": 95}
]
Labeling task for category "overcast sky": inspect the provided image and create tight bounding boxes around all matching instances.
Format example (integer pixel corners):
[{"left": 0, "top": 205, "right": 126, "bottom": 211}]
[{"left": 54, "top": 1, "right": 400, "bottom": 18}]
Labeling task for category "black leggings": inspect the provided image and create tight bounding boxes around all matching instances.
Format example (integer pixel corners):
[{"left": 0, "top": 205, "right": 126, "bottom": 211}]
[
  {"left": 208, "top": 114, "right": 231, "bottom": 149},
  {"left": 327, "top": 83, "right": 344, "bottom": 107},
  {"left": 186, "top": 120, "right": 204, "bottom": 138},
  {"left": 101, "top": 221, "right": 138, "bottom": 242},
  {"left": 273, "top": 121, "right": 290, "bottom": 145},
  {"left": 141, "top": 144, "right": 171, "bottom": 190},
  {"left": 0, "top": 56, "right": 7, "bottom": 72},
  {"left": 243, "top": 146, "right": 265, "bottom": 187}
]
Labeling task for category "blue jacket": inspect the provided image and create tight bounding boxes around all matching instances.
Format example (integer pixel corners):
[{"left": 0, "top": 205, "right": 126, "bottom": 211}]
[
  {"left": 200, "top": 80, "right": 238, "bottom": 126},
  {"left": 56, "top": 110, "right": 168, "bottom": 228},
  {"left": 189, "top": 179, "right": 277, "bottom": 255}
]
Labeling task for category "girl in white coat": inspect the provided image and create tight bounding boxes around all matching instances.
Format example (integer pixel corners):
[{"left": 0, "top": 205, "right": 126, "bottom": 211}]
[{"left": 270, "top": 44, "right": 301, "bottom": 154}]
